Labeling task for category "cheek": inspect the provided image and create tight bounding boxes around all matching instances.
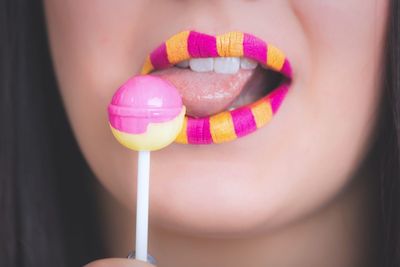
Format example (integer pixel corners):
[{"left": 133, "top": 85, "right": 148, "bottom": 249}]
[
  {"left": 291, "top": 0, "right": 388, "bottom": 153},
  {"left": 44, "top": 0, "right": 150, "bottom": 205},
  {"left": 275, "top": 0, "right": 388, "bottom": 217},
  {"left": 294, "top": 0, "right": 388, "bottom": 155}
]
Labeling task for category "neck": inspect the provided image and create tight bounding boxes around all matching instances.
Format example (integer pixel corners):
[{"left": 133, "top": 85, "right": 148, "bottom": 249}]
[{"left": 99, "top": 165, "right": 380, "bottom": 267}]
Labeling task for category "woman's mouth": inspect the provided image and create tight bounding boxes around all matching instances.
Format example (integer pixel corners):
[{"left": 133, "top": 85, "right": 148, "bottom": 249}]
[{"left": 140, "top": 31, "right": 292, "bottom": 145}]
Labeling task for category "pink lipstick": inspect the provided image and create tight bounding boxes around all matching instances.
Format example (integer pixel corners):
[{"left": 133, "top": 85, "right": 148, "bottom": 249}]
[{"left": 140, "top": 30, "right": 292, "bottom": 145}]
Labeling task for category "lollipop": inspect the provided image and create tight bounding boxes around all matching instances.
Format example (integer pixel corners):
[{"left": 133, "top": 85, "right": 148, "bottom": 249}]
[
  {"left": 108, "top": 75, "right": 185, "bottom": 262},
  {"left": 108, "top": 75, "right": 186, "bottom": 151}
]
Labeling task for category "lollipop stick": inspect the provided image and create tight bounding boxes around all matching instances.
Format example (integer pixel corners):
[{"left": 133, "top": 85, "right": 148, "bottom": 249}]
[{"left": 135, "top": 150, "right": 150, "bottom": 261}]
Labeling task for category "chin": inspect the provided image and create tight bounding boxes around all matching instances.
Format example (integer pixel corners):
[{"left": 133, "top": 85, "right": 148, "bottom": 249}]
[{"left": 145, "top": 139, "right": 292, "bottom": 238}]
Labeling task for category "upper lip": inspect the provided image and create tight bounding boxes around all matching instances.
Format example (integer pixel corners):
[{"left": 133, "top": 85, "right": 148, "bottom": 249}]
[
  {"left": 140, "top": 30, "right": 292, "bottom": 79},
  {"left": 140, "top": 30, "right": 292, "bottom": 117}
]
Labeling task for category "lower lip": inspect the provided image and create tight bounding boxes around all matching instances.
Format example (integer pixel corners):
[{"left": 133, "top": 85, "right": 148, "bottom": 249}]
[{"left": 174, "top": 81, "right": 290, "bottom": 145}]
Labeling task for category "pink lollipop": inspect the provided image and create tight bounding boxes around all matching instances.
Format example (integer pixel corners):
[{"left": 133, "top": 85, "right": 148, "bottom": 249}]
[
  {"left": 108, "top": 75, "right": 185, "bottom": 151},
  {"left": 108, "top": 75, "right": 185, "bottom": 262}
]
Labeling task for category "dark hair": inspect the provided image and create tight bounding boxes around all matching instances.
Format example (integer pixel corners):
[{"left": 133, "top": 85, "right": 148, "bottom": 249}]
[
  {"left": 378, "top": 0, "right": 400, "bottom": 265},
  {"left": 0, "top": 1, "right": 104, "bottom": 266},
  {"left": 0, "top": 0, "right": 399, "bottom": 266}
]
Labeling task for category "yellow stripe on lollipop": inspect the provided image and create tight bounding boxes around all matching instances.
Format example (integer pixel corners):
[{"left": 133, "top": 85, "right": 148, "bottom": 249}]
[
  {"left": 175, "top": 116, "right": 188, "bottom": 144},
  {"left": 110, "top": 108, "right": 186, "bottom": 151}
]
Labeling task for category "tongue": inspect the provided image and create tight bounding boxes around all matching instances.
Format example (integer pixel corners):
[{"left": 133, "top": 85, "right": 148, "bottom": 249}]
[{"left": 151, "top": 67, "right": 257, "bottom": 117}]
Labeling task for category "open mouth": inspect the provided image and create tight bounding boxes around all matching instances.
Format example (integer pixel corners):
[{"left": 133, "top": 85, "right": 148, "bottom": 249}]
[{"left": 141, "top": 31, "right": 292, "bottom": 145}]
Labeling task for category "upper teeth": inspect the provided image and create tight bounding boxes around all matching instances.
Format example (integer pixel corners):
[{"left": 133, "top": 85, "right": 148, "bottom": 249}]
[{"left": 176, "top": 57, "right": 258, "bottom": 74}]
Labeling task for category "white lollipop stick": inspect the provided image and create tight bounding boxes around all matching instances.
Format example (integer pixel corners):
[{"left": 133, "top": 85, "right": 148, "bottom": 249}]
[{"left": 135, "top": 150, "right": 150, "bottom": 261}]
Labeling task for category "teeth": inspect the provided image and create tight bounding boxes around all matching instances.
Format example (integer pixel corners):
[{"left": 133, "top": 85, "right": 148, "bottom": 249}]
[
  {"left": 214, "top": 57, "right": 240, "bottom": 74},
  {"left": 240, "top": 58, "right": 258, "bottom": 70},
  {"left": 189, "top": 58, "right": 214, "bottom": 72},
  {"left": 175, "top": 57, "right": 259, "bottom": 74},
  {"left": 176, "top": 60, "right": 190, "bottom": 68}
]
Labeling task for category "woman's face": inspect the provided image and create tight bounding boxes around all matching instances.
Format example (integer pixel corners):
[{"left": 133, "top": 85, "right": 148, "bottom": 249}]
[{"left": 44, "top": 1, "right": 388, "bottom": 236}]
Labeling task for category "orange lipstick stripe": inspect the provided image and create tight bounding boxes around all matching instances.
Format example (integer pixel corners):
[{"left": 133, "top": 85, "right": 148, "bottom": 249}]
[
  {"left": 267, "top": 45, "right": 286, "bottom": 72},
  {"left": 209, "top": 111, "right": 237, "bottom": 143},
  {"left": 250, "top": 98, "right": 273, "bottom": 128},
  {"left": 166, "top": 30, "right": 191, "bottom": 64},
  {"left": 140, "top": 56, "right": 154, "bottom": 75},
  {"left": 216, "top": 32, "right": 244, "bottom": 57}
]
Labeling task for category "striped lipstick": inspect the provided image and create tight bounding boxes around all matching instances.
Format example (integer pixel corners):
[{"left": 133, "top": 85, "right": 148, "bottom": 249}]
[{"left": 140, "top": 30, "right": 292, "bottom": 145}]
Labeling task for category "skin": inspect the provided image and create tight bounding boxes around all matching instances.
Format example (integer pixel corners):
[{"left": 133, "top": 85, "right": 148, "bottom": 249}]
[{"left": 44, "top": 1, "right": 388, "bottom": 266}]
